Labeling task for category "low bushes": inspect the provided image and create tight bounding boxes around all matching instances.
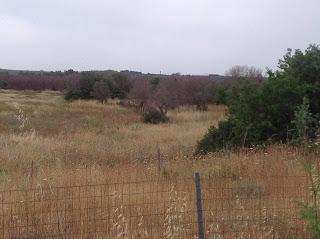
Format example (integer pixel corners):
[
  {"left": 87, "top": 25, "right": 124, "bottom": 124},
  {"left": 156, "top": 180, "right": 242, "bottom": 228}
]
[
  {"left": 196, "top": 120, "right": 237, "bottom": 154},
  {"left": 142, "top": 108, "right": 169, "bottom": 124}
]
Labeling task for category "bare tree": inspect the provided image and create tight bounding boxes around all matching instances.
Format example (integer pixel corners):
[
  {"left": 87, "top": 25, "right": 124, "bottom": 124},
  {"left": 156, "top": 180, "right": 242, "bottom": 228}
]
[
  {"left": 149, "top": 78, "right": 183, "bottom": 115},
  {"left": 182, "top": 77, "right": 212, "bottom": 110},
  {"left": 225, "top": 65, "right": 263, "bottom": 79},
  {"left": 128, "top": 79, "right": 151, "bottom": 112}
]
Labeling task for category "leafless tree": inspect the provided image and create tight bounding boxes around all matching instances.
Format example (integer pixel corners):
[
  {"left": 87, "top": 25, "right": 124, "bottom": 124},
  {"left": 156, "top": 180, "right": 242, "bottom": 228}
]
[
  {"left": 225, "top": 65, "right": 263, "bottom": 79},
  {"left": 128, "top": 79, "right": 151, "bottom": 112}
]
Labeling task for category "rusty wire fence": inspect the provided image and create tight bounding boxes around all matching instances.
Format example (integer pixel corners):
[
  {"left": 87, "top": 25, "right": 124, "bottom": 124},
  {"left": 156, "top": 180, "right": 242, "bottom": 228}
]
[{"left": 0, "top": 174, "right": 311, "bottom": 238}]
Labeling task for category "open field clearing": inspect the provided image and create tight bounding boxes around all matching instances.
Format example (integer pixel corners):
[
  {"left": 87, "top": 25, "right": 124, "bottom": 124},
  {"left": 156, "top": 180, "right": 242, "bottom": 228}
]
[
  {"left": 0, "top": 90, "right": 225, "bottom": 185},
  {"left": 0, "top": 90, "right": 314, "bottom": 238}
]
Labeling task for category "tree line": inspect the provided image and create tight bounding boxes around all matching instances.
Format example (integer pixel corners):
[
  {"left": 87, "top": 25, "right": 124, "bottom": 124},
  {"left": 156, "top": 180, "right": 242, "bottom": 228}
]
[
  {"left": 0, "top": 65, "right": 265, "bottom": 124},
  {"left": 0, "top": 70, "right": 79, "bottom": 91},
  {"left": 63, "top": 68, "right": 262, "bottom": 123}
]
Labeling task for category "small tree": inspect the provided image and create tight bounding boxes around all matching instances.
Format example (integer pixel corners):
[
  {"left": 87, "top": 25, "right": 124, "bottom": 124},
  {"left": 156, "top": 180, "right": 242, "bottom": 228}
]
[
  {"left": 150, "top": 78, "right": 182, "bottom": 116},
  {"left": 78, "top": 72, "right": 99, "bottom": 99},
  {"left": 92, "top": 80, "right": 110, "bottom": 103},
  {"left": 292, "top": 98, "right": 316, "bottom": 145},
  {"left": 128, "top": 79, "right": 151, "bottom": 112},
  {"left": 182, "top": 78, "right": 211, "bottom": 110}
]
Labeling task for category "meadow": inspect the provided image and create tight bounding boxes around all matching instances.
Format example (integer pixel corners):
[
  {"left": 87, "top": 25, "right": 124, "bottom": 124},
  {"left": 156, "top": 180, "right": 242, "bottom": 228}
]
[
  {"left": 0, "top": 90, "right": 313, "bottom": 238},
  {"left": 0, "top": 89, "right": 226, "bottom": 185}
]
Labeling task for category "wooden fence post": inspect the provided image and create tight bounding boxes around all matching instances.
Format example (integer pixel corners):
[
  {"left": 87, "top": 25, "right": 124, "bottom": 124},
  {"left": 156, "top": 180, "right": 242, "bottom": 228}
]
[{"left": 195, "top": 173, "right": 205, "bottom": 239}]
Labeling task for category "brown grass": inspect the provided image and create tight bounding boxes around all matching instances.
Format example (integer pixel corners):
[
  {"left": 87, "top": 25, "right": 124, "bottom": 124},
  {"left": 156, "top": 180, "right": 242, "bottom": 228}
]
[
  {"left": 0, "top": 90, "right": 225, "bottom": 184},
  {"left": 0, "top": 90, "right": 314, "bottom": 238}
]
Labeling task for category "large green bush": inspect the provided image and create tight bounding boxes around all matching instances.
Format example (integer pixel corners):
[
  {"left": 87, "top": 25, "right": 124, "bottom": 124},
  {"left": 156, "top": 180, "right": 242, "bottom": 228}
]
[{"left": 197, "top": 45, "right": 320, "bottom": 153}]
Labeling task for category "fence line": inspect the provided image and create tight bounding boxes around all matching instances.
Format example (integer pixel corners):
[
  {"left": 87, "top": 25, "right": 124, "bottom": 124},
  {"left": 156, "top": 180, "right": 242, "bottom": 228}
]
[{"left": 0, "top": 174, "right": 311, "bottom": 238}]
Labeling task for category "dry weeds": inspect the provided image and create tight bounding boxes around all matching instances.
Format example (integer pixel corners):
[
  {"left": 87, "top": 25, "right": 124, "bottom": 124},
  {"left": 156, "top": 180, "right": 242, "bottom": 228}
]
[{"left": 0, "top": 90, "right": 313, "bottom": 238}]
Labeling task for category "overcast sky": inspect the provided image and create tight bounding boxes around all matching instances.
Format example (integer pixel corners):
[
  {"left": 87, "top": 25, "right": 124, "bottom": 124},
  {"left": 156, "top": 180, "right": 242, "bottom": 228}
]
[{"left": 0, "top": 0, "right": 319, "bottom": 75}]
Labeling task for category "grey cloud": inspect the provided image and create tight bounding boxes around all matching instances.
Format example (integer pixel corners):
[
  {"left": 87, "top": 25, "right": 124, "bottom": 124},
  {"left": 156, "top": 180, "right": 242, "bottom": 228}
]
[{"left": 0, "top": 0, "right": 319, "bottom": 74}]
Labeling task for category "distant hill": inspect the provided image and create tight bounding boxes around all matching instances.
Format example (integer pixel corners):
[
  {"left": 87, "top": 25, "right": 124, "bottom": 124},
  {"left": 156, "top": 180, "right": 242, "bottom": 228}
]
[{"left": 0, "top": 68, "right": 226, "bottom": 80}]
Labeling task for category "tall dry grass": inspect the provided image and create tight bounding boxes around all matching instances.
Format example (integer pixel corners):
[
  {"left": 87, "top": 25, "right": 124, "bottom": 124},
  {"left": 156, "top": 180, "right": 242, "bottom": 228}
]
[
  {"left": 0, "top": 90, "right": 225, "bottom": 187},
  {"left": 0, "top": 90, "right": 314, "bottom": 238}
]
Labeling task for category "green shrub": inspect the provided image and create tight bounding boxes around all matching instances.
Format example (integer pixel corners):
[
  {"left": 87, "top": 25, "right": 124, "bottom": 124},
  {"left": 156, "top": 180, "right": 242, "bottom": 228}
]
[
  {"left": 215, "top": 87, "right": 230, "bottom": 105},
  {"left": 64, "top": 89, "right": 83, "bottom": 101},
  {"left": 91, "top": 80, "right": 110, "bottom": 103},
  {"left": 196, "top": 120, "right": 237, "bottom": 154},
  {"left": 142, "top": 108, "right": 168, "bottom": 124},
  {"left": 292, "top": 97, "right": 317, "bottom": 145},
  {"left": 197, "top": 45, "right": 320, "bottom": 154}
]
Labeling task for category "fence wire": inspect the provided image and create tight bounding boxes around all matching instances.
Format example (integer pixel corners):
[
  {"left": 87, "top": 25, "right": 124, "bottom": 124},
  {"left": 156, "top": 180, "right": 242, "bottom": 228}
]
[{"left": 0, "top": 175, "right": 311, "bottom": 238}]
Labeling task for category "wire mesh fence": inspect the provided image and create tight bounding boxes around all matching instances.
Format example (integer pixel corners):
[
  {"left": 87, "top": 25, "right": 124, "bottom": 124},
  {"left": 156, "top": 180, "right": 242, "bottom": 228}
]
[{"left": 0, "top": 174, "right": 311, "bottom": 238}]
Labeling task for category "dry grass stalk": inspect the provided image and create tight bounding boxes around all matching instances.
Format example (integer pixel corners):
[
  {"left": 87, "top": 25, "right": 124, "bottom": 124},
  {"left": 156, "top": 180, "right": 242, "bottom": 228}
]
[{"left": 0, "top": 90, "right": 313, "bottom": 238}]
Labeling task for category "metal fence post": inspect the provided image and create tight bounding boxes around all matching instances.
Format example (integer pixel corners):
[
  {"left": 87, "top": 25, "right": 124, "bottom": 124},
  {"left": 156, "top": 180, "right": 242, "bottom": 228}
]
[{"left": 195, "top": 173, "right": 205, "bottom": 239}]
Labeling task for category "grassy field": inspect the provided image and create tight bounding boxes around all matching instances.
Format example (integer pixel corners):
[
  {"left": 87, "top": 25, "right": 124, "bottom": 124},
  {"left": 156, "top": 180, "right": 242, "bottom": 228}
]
[
  {"left": 0, "top": 90, "right": 313, "bottom": 238},
  {"left": 0, "top": 90, "right": 227, "bottom": 186}
]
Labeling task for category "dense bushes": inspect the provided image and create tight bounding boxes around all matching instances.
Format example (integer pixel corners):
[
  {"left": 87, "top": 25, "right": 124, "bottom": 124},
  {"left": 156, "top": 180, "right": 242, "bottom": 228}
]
[
  {"left": 142, "top": 108, "right": 169, "bottom": 124},
  {"left": 64, "top": 72, "right": 131, "bottom": 102},
  {"left": 197, "top": 45, "right": 320, "bottom": 153},
  {"left": 196, "top": 120, "right": 236, "bottom": 153},
  {"left": 64, "top": 89, "right": 83, "bottom": 100},
  {"left": 91, "top": 80, "right": 110, "bottom": 103}
]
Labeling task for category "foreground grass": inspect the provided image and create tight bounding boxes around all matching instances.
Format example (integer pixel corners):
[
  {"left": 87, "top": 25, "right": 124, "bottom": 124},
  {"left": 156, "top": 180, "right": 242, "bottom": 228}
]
[{"left": 0, "top": 90, "right": 313, "bottom": 238}]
